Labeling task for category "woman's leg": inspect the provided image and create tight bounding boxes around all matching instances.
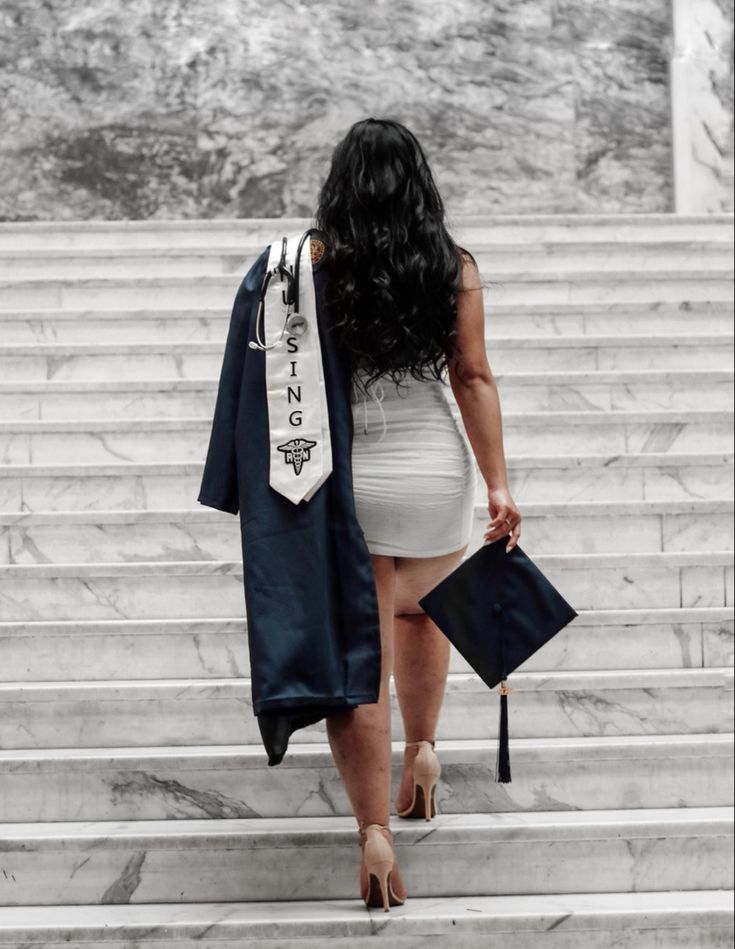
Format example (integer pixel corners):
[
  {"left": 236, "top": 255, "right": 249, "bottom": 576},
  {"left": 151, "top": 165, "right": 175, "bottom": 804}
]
[
  {"left": 325, "top": 552, "right": 396, "bottom": 826},
  {"left": 392, "top": 544, "right": 468, "bottom": 812}
]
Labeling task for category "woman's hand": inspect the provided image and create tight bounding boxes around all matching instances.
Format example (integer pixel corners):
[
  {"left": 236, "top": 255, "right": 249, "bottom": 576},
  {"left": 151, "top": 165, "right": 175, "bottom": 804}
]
[{"left": 484, "top": 485, "right": 522, "bottom": 553}]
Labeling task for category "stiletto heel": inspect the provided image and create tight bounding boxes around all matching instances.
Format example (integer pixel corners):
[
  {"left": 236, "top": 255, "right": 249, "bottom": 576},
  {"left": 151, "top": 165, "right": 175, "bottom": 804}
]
[
  {"left": 357, "top": 822, "right": 407, "bottom": 911},
  {"left": 396, "top": 739, "right": 440, "bottom": 821},
  {"left": 368, "top": 855, "right": 393, "bottom": 912}
]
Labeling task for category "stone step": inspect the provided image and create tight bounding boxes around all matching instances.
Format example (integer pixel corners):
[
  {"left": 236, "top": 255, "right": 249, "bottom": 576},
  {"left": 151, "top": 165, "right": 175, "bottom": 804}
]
[
  {"left": 1, "top": 301, "right": 732, "bottom": 344},
  {"left": 0, "top": 213, "right": 730, "bottom": 251},
  {"left": 2, "top": 334, "right": 732, "bottom": 381},
  {"left": 0, "top": 735, "right": 731, "bottom": 823},
  {"left": 1, "top": 499, "right": 731, "bottom": 565},
  {"left": 1, "top": 608, "right": 730, "bottom": 682},
  {"left": 0, "top": 668, "right": 730, "bottom": 749},
  {"left": 490, "top": 369, "right": 735, "bottom": 412},
  {"left": 1, "top": 369, "right": 733, "bottom": 420},
  {"left": 0, "top": 551, "right": 732, "bottom": 623},
  {"left": 0, "top": 410, "right": 731, "bottom": 464},
  {"left": 467, "top": 498, "right": 734, "bottom": 553},
  {"left": 0, "top": 270, "right": 732, "bottom": 310},
  {"left": 1, "top": 240, "right": 733, "bottom": 278},
  {"left": 0, "top": 808, "right": 731, "bottom": 905},
  {"left": 0, "top": 452, "right": 730, "bottom": 512},
  {"left": 2, "top": 550, "right": 732, "bottom": 623},
  {"left": 0, "top": 891, "right": 731, "bottom": 949}
]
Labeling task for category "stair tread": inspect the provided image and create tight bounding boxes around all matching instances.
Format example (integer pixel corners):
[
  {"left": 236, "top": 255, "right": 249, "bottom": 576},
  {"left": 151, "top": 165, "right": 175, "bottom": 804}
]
[
  {"left": 0, "top": 666, "right": 731, "bottom": 695},
  {"left": 0, "top": 497, "right": 732, "bottom": 529},
  {"left": 1, "top": 806, "right": 732, "bottom": 842},
  {"left": 2, "top": 806, "right": 733, "bottom": 846},
  {"left": 0, "top": 733, "right": 731, "bottom": 766},
  {"left": 2, "top": 265, "right": 734, "bottom": 285},
  {"left": 0, "top": 890, "right": 731, "bottom": 938},
  {"left": 1, "top": 407, "right": 733, "bottom": 427},
  {"left": 1, "top": 605, "right": 730, "bottom": 632},
  {"left": 3, "top": 550, "right": 732, "bottom": 577},
  {"left": 2, "top": 299, "right": 733, "bottom": 318},
  {"left": 1, "top": 451, "right": 729, "bottom": 477},
  {"left": 2, "top": 332, "right": 734, "bottom": 353},
  {"left": 2, "top": 211, "right": 732, "bottom": 227},
  {"left": 1, "top": 367, "right": 734, "bottom": 392},
  {"left": 1, "top": 236, "right": 733, "bottom": 254},
  {"left": 3, "top": 497, "right": 733, "bottom": 522}
]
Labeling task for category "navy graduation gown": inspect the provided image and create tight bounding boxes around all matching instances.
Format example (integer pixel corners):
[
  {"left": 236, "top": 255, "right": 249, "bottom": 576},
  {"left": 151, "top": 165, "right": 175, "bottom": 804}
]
[{"left": 197, "top": 239, "right": 382, "bottom": 765}]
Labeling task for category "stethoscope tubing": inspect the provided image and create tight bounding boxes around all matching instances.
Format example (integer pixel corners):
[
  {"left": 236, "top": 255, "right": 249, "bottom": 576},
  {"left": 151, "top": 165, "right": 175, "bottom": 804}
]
[{"left": 250, "top": 228, "right": 322, "bottom": 352}]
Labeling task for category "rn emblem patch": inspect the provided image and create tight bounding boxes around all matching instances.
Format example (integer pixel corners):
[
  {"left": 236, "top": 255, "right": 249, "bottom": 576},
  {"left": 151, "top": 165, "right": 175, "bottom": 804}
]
[{"left": 277, "top": 437, "right": 318, "bottom": 475}]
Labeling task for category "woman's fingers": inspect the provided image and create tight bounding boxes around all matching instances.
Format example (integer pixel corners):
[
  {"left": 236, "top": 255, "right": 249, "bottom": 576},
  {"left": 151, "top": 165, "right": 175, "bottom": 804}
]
[
  {"left": 484, "top": 505, "right": 522, "bottom": 552},
  {"left": 483, "top": 519, "right": 517, "bottom": 540},
  {"left": 486, "top": 504, "right": 510, "bottom": 529},
  {"left": 505, "top": 519, "right": 522, "bottom": 553}
]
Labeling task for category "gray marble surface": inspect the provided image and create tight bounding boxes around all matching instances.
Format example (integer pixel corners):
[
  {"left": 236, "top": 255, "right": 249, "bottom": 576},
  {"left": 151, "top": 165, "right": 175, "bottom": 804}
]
[
  {"left": 0, "top": 667, "right": 731, "bottom": 748},
  {"left": 0, "top": 609, "right": 731, "bottom": 682},
  {"left": 0, "top": 551, "right": 733, "bottom": 624},
  {"left": 0, "top": 808, "right": 731, "bottom": 905},
  {"left": 0, "top": 735, "right": 731, "bottom": 822},
  {"left": 0, "top": 892, "right": 731, "bottom": 949},
  {"left": 671, "top": 0, "right": 735, "bottom": 212},
  {"left": 0, "top": 0, "right": 706, "bottom": 219}
]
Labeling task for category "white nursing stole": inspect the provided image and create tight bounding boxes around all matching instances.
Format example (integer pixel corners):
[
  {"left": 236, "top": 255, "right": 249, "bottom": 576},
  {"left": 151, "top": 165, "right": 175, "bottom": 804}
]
[{"left": 262, "top": 233, "right": 333, "bottom": 504}]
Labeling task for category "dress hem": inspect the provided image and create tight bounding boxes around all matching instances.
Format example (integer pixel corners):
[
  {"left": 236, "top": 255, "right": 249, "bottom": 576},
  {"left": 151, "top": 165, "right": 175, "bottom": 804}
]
[{"left": 365, "top": 537, "right": 473, "bottom": 558}]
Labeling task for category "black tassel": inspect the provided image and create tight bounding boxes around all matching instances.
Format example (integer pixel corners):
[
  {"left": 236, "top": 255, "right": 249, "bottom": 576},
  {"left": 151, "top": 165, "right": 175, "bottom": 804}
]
[{"left": 495, "top": 680, "right": 512, "bottom": 783}]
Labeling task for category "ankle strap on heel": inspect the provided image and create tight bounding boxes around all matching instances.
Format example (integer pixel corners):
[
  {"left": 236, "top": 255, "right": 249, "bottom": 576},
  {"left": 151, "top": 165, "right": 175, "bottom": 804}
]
[
  {"left": 357, "top": 820, "right": 392, "bottom": 841},
  {"left": 405, "top": 739, "right": 435, "bottom": 748}
]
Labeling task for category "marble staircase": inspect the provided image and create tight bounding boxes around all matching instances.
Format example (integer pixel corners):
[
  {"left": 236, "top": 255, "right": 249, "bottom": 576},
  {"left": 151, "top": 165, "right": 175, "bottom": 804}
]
[{"left": 0, "top": 214, "right": 733, "bottom": 947}]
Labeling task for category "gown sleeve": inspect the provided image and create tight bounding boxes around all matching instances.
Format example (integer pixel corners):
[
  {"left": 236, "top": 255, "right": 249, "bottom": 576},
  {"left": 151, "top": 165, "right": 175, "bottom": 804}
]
[{"left": 196, "top": 247, "right": 270, "bottom": 515}]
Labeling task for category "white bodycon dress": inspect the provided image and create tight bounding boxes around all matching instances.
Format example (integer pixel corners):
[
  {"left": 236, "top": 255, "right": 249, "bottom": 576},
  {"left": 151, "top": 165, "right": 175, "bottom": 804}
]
[{"left": 350, "top": 367, "right": 478, "bottom": 557}]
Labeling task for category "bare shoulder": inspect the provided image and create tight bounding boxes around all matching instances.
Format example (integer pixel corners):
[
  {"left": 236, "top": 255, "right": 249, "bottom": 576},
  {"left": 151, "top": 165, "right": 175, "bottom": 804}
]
[
  {"left": 457, "top": 248, "right": 482, "bottom": 292},
  {"left": 447, "top": 247, "right": 492, "bottom": 385}
]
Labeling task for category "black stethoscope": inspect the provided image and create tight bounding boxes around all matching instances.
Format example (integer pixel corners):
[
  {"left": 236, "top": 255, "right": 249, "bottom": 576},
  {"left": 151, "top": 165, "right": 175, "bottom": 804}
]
[{"left": 248, "top": 228, "right": 321, "bottom": 351}]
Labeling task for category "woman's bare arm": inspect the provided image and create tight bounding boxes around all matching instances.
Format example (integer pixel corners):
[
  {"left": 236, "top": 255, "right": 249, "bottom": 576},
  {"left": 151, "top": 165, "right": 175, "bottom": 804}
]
[{"left": 446, "top": 254, "right": 522, "bottom": 551}]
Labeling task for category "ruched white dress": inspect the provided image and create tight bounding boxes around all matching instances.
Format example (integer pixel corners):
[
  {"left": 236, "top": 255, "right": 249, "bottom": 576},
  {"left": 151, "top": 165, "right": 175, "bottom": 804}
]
[{"left": 350, "top": 367, "right": 478, "bottom": 557}]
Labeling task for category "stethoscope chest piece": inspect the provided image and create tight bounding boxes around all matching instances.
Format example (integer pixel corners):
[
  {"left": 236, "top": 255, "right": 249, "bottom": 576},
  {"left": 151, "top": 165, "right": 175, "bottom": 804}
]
[{"left": 285, "top": 311, "right": 308, "bottom": 337}]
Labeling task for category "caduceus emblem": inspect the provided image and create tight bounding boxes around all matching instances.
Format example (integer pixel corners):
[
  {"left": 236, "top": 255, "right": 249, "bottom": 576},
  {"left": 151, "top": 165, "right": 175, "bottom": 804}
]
[{"left": 277, "top": 437, "right": 318, "bottom": 475}]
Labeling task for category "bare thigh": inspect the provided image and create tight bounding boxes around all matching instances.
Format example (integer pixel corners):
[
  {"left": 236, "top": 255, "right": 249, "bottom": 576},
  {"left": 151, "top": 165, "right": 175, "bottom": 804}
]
[
  {"left": 369, "top": 553, "right": 397, "bottom": 681},
  {"left": 394, "top": 544, "right": 469, "bottom": 616}
]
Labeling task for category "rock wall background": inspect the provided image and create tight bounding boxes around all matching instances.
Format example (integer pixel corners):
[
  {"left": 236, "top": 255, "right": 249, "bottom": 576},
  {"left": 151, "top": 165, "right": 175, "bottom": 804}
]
[{"left": 0, "top": 0, "right": 730, "bottom": 220}]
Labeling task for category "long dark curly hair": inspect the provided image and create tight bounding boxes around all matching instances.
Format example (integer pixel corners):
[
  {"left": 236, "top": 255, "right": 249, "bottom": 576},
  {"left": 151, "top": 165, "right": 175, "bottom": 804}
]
[{"left": 314, "top": 118, "right": 483, "bottom": 396}]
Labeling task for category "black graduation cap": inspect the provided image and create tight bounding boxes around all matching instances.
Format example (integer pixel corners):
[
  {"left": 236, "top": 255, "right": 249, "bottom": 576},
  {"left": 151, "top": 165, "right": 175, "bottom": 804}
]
[{"left": 418, "top": 536, "right": 578, "bottom": 782}]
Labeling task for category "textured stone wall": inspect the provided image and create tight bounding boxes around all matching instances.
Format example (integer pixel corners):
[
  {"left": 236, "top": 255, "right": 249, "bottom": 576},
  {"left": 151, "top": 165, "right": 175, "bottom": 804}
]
[
  {"left": 0, "top": 0, "right": 718, "bottom": 220},
  {"left": 670, "top": 0, "right": 735, "bottom": 212}
]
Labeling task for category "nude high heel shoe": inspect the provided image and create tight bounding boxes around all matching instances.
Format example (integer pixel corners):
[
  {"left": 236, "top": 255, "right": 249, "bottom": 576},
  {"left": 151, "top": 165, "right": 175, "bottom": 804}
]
[
  {"left": 357, "top": 821, "right": 407, "bottom": 911},
  {"left": 396, "top": 739, "right": 441, "bottom": 821}
]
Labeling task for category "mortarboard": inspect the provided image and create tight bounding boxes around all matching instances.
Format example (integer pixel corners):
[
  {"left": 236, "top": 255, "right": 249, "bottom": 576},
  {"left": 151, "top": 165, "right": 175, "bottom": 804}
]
[{"left": 418, "top": 535, "right": 578, "bottom": 782}]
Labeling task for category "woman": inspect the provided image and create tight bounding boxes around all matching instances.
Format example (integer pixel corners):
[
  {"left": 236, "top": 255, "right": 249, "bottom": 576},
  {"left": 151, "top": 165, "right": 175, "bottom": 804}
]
[{"left": 313, "top": 118, "right": 522, "bottom": 911}]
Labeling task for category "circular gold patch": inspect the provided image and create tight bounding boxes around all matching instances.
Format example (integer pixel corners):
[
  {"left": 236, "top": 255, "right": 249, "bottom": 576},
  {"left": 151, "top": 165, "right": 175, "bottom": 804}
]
[{"left": 310, "top": 238, "right": 325, "bottom": 264}]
